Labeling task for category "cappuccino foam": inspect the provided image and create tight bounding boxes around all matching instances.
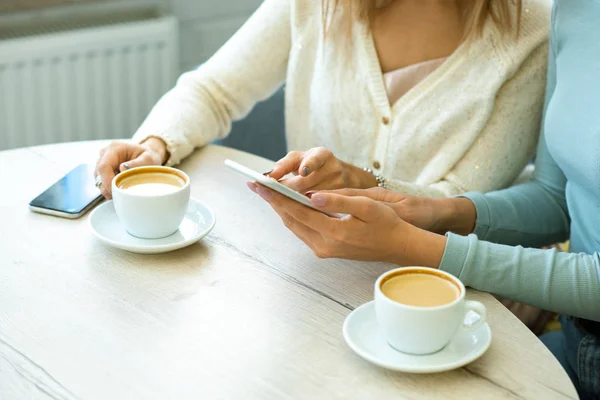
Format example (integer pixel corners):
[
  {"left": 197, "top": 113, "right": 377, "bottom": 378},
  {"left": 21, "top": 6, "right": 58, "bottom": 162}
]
[
  {"left": 124, "top": 183, "right": 180, "bottom": 196},
  {"left": 118, "top": 172, "right": 185, "bottom": 196},
  {"left": 381, "top": 272, "right": 460, "bottom": 307}
]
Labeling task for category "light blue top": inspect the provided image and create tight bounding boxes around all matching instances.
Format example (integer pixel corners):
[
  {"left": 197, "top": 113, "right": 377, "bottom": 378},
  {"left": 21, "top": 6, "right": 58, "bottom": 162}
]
[{"left": 440, "top": 0, "right": 600, "bottom": 322}]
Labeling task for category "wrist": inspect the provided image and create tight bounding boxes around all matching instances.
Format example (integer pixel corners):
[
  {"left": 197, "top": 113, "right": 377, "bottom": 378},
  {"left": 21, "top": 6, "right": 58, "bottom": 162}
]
[
  {"left": 434, "top": 197, "right": 476, "bottom": 236},
  {"left": 347, "top": 163, "right": 377, "bottom": 189},
  {"left": 142, "top": 137, "right": 169, "bottom": 165},
  {"left": 388, "top": 224, "right": 446, "bottom": 268}
]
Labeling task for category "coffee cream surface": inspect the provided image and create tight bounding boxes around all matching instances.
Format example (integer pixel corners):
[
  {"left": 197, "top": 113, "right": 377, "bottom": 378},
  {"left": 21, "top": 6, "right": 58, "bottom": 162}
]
[
  {"left": 381, "top": 272, "right": 460, "bottom": 307},
  {"left": 119, "top": 172, "right": 184, "bottom": 196}
]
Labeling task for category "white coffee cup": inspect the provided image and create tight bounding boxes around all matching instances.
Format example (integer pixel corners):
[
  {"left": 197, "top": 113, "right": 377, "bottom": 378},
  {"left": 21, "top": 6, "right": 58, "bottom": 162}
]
[
  {"left": 112, "top": 166, "right": 191, "bottom": 239},
  {"left": 375, "top": 267, "right": 487, "bottom": 355}
]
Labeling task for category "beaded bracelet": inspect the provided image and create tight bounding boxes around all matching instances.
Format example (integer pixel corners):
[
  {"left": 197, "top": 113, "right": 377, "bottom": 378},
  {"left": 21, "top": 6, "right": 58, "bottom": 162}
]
[{"left": 363, "top": 167, "right": 388, "bottom": 188}]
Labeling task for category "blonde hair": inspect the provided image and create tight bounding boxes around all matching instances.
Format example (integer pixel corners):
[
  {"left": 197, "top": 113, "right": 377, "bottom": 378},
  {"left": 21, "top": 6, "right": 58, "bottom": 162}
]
[{"left": 323, "top": 0, "right": 522, "bottom": 39}]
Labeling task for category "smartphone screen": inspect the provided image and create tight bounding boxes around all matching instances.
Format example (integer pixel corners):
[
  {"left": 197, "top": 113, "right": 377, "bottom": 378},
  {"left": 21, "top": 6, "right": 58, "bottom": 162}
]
[{"left": 29, "top": 164, "right": 102, "bottom": 216}]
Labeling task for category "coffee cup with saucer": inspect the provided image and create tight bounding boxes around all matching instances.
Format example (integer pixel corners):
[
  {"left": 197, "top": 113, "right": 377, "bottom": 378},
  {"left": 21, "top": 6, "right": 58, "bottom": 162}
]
[
  {"left": 343, "top": 267, "right": 492, "bottom": 373},
  {"left": 89, "top": 166, "right": 216, "bottom": 254}
]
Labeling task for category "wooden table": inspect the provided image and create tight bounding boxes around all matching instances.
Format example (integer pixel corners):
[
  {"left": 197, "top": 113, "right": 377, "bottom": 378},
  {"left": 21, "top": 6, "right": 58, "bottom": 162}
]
[{"left": 0, "top": 141, "right": 578, "bottom": 400}]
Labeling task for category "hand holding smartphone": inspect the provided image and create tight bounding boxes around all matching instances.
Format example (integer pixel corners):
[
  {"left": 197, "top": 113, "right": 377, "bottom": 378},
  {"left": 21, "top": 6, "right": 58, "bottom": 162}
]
[
  {"left": 30, "top": 160, "right": 338, "bottom": 220},
  {"left": 224, "top": 159, "right": 342, "bottom": 218}
]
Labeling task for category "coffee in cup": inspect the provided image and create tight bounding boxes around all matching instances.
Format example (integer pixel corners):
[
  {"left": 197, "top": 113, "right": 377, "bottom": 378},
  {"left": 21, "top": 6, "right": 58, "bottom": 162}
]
[
  {"left": 375, "top": 267, "right": 486, "bottom": 355},
  {"left": 112, "top": 166, "right": 191, "bottom": 239},
  {"left": 118, "top": 172, "right": 185, "bottom": 196},
  {"left": 381, "top": 272, "right": 460, "bottom": 307}
]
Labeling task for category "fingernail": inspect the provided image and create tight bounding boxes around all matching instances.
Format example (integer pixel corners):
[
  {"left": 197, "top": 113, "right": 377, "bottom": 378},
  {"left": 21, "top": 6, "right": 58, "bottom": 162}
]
[
  {"left": 246, "top": 182, "right": 257, "bottom": 193},
  {"left": 305, "top": 191, "right": 316, "bottom": 199},
  {"left": 262, "top": 169, "right": 273, "bottom": 176},
  {"left": 256, "top": 186, "right": 272, "bottom": 201},
  {"left": 122, "top": 162, "right": 131, "bottom": 170},
  {"left": 303, "top": 167, "right": 310, "bottom": 176},
  {"left": 311, "top": 194, "right": 327, "bottom": 207}
]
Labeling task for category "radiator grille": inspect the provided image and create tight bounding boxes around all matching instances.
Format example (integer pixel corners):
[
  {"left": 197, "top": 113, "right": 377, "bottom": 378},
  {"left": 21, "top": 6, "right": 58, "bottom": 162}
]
[{"left": 0, "top": 14, "right": 178, "bottom": 150}]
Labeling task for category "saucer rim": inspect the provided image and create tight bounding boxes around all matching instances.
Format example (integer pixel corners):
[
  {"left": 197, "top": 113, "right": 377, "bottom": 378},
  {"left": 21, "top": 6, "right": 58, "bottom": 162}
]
[
  {"left": 342, "top": 301, "right": 492, "bottom": 374},
  {"left": 88, "top": 198, "right": 216, "bottom": 253}
]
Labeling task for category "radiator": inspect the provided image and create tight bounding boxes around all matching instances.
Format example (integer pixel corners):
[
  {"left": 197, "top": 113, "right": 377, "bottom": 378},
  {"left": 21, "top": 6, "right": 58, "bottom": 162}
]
[{"left": 0, "top": 10, "right": 179, "bottom": 150}]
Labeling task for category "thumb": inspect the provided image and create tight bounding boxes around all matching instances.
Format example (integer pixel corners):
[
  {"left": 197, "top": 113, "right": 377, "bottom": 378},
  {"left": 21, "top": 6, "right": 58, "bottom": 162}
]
[
  {"left": 318, "top": 187, "right": 405, "bottom": 204},
  {"left": 119, "top": 152, "right": 154, "bottom": 172},
  {"left": 310, "top": 192, "right": 387, "bottom": 222}
]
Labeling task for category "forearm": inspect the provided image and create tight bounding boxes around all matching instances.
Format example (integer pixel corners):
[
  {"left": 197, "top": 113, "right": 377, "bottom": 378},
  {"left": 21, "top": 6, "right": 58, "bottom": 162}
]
[
  {"left": 463, "top": 184, "right": 569, "bottom": 247},
  {"left": 133, "top": 0, "right": 290, "bottom": 165},
  {"left": 430, "top": 184, "right": 569, "bottom": 248},
  {"left": 391, "top": 225, "right": 600, "bottom": 321},
  {"left": 441, "top": 233, "right": 600, "bottom": 321}
]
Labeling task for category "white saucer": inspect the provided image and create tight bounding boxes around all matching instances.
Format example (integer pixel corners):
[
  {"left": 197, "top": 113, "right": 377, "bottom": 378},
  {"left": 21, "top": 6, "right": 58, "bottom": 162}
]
[
  {"left": 89, "top": 198, "right": 216, "bottom": 254},
  {"left": 343, "top": 301, "right": 491, "bottom": 373}
]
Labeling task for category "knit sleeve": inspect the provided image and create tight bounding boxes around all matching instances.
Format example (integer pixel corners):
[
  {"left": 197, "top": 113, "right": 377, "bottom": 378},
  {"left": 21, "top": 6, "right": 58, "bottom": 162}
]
[
  {"left": 132, "top": 0, "right": 291, "bottom": 166},
  {"left": 385, "top": 42, "right": 549, "bottom": 198}
]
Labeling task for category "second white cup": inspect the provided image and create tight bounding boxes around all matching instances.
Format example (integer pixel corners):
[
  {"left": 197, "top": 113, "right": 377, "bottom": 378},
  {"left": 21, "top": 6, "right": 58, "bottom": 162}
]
[
  {"left": 375, "top": 267, "right": 487, "bottom": 355},
  {"left": 112, "top": 166, "right": 191, "bottom": 239}
]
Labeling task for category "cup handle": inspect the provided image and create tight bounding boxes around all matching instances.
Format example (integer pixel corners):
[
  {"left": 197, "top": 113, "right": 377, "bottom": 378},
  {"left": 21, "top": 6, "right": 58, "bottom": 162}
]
[{"left": 462, "top": 300, "right": 487, "bottom": 332}]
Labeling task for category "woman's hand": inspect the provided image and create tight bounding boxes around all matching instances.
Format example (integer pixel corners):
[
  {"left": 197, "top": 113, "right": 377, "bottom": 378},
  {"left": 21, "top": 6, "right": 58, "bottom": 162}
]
[
  {"left": 94, "top": 137, "right": 168, "bottom": 199},
  {"left": 248, "top": 183, "right": 446, "bottom": 267},
  {"left": 322, "top": 187, "right": 477, "bottom": 236},
  {"left": 326, "top": 188, "right": 440, "bottom": 232},
  {"left": 268, "top": 147, "right": 377, "bottom": 193}
]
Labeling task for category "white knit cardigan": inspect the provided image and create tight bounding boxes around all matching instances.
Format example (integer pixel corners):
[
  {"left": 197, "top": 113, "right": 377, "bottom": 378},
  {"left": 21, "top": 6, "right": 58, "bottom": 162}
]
[{"left": 133, "top": 0, "right": 551, "bottom": 197}]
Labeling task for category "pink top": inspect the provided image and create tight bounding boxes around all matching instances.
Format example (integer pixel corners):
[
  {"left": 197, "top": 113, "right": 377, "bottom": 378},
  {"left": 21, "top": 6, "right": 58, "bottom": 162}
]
[{"left": 383, "top": 57, "right": 448, "bottom": 105}]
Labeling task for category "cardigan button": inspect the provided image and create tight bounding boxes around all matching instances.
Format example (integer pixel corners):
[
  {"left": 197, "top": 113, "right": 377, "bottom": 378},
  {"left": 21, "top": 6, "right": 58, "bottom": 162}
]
[
  {"left": 373, "top": 161, "right": 381, "bottom": 169},
  {"left": 382, "top": 116, "right": 390, "bottom": 125}
]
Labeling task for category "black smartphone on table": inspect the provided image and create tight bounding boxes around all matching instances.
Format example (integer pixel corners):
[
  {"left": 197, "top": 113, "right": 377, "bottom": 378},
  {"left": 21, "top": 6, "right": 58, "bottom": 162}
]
[{"left": 29, "top": 164, "right": 103, "bottom": 219}]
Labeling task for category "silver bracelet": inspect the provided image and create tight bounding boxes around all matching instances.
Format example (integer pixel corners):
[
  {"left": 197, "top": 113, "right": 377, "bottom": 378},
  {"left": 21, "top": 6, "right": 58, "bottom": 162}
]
[{"left": 363, "top": 167, "right": 388, "bottom": 188}]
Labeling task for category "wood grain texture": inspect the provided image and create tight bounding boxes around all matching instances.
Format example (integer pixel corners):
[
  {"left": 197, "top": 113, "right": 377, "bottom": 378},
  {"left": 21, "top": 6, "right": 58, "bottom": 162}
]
[{"left": 0, "top": 141, "right": 578, "bottom": 399}]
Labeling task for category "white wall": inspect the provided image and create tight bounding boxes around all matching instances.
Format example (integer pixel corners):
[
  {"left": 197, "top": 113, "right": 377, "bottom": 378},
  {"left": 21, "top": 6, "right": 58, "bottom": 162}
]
[
  {"left": 0, "top": 0, "right": 263, "bottom": 73},
  {"left": 174, "top": 0, "right": 262, "bottom": 72}
]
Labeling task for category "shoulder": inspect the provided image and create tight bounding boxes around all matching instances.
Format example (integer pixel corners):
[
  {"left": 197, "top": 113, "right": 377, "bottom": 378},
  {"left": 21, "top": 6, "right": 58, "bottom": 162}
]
[
  {"left": 479, "top": 0, "right": 551, "bottom": 74},
  {"left": 290, "top": 0, "right": 323, "bottom": 23},
  {"left": 518, "top": 0, "right": 552, "bottom": 45}
]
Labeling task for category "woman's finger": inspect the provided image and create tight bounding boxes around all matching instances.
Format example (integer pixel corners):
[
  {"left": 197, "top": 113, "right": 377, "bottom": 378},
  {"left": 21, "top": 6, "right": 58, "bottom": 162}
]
[
  {"left": 274, "top": 208, "right": 326, "bottom": 251},
  {"left": 269, "top": 151, "right": 304, "bottom": 180},
  {"left": 310, "top": 192, "right": 390, "bottom": 222},
  {"left": 318, "top": 187, "right": 406, "bottom": 203},
  {"left": 299, "top": 147, "right": 332, "bottom": 177},
  {"left": 278, "top": 174, "right": 320, "bottom": 193},
  {"left": 290, "top": 175, "right": 354, "bottom": 193},
  {"left": 95, "top": 142, "right": 142, "bottom": 199},
  {"left": 119, "top": 151, "right": 155, "bottom": 172},
  {"left": 256, "top": 184, "right": 323, "bottom": 225},
  {"left": 254, "top": 185, "right": 336, "bottom": 256},
  {"left": 279, "top": 157, "right": 341, "bottom": 193},
  {"left": 96, "top": 151, "right": 121, "bottom": 199},
  {"left": 255, "top": 184, "right": 354, "bottom": 240}
]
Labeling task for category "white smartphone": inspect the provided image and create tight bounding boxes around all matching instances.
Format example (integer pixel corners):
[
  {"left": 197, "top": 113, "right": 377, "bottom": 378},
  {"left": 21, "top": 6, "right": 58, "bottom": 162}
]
[{"left": 224, "top": 159, "right": 341, "bottom": 218}]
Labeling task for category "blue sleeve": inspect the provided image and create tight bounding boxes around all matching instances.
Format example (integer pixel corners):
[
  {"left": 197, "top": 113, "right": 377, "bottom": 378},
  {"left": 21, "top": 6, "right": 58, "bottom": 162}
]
[
  {"left": 440, "top": 234, "right": 600, "bottom": 321},
  {"left": 439, "top": 4, "right": 600, "bottom": 321},
  {"left": 461, "top": 7, "right": 570, "bottom": 248}
]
